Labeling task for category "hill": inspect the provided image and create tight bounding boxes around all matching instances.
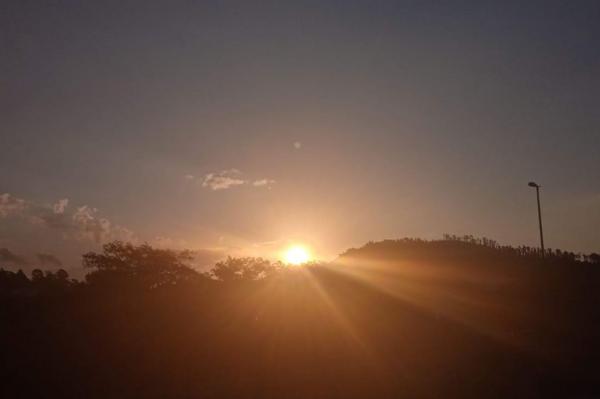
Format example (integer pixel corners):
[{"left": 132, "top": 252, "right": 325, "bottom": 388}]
[{"left": 1, "top": 238, "right": 599, "bottom": 398}]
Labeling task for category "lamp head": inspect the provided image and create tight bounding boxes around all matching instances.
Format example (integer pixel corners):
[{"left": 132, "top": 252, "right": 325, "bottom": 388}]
[{"left": 528, "top": 182, "right": 539, "bottom": 188}]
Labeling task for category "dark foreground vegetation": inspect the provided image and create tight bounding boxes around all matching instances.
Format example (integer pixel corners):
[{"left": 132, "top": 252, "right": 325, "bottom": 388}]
[{"left": 1, "top": 237, "right": 600, "bottom": 398}]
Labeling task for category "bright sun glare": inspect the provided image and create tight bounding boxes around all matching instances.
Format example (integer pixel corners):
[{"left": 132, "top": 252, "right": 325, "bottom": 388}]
[{"left": 284, "top": 246, "right": 311, "bottom": 265}]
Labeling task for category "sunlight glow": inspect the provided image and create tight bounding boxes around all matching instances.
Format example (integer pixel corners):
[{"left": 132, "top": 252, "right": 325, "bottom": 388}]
[{"left": 284, "top": 246, "right": 311, "bottom": 265}]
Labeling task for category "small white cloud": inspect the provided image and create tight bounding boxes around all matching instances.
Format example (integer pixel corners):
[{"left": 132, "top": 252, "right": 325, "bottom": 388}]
[
  {"left": 202, "top": 169, "right": 246, "bottom": 191},
  {"left": 72, "top": 206, "right": 108, "bottom": 243},
  {"left": 71, "top": 205, "right": 136, "bottom": 244},
  {"left": 184, "top": 174, "right": 195, "bottom": 180},
  {"left": 53, "top": 198, "right": 69, "bottom": 214},
  {"left": 0, "top": 193, "right": 26, "bottom": 217},
  {"left": 199, "top": 169, "right": 276, "bottom": 191},
  {"left": 253, "top": 179, "right": 276, "bottom": 188},
  {"left": 293, "top": 141, "right": 302, "bottom": 149}
]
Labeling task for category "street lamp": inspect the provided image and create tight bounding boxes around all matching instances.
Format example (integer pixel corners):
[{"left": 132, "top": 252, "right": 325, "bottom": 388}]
[{"left": 528, "top": 182, "right": 545, "bottom": 257}]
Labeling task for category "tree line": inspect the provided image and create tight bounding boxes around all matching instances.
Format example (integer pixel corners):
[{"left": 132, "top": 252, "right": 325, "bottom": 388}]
[{"left": 2, "top": 237, "right": 599, "bottom": 297}]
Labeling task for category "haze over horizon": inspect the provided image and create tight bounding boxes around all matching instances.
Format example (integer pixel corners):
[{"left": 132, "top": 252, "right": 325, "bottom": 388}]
[{"left": 2, "top": 1, "right": 599, "bottom": 273}]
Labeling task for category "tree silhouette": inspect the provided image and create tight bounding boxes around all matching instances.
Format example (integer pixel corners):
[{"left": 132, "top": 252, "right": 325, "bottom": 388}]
[
  {"left": 83, "top": 241, "right": 202, "bottom": 289},
  {"left": 211, "top": 256, "right": 280, "bottom": 282},
  {"left": 31, "top": 268, "right": 44, "bottom": 282}
]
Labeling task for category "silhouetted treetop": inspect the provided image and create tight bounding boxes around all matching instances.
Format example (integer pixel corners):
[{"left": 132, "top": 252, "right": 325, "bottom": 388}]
[
  {"left": 83, "top": 241, "right": 202, "bottom": 289},
  {"left": 211, "top": 256, "right": 282, "bottom": 282},
  {"left": 339, "top": 235, "right": 599, "bottom": 266},
  {"left": 0, "top": 267, "right": 76, "bottom": 296}
]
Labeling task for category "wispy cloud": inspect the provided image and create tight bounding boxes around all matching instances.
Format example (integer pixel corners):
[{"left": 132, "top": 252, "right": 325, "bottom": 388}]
[
  {"left": 0, "top": 193, "right": 26, "bottom": 217},
  {"left": 0, "top": 192, "right": 136, "bottom": 244},
  {"left": 153, "top": 236, "right": 191, "bottom": 250},
  {"left": 0, "top": 248, "right": 29, "bottom": 267},
  {"left": 71, "top": 205, "right": 135, "bottom": 243},
  {"left": 185, "top": 169, "right": 275, "bottom": 191},
  {"left": 53, "top": 198, "right": 69, "bottom": 214},
  {"left": 252, "top": 179, "right": 276, "bottom": 188},
  {"left": 202, "top": 169, "right": 245, "bottom": 191},
  {"left": 36, "top": 253, "right": 62, "bottom": 268}
]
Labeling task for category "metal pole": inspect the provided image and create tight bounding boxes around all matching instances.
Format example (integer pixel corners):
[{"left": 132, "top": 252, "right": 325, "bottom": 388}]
[{"left": 535, "top": 186, "right": 545, "bottom": 257}]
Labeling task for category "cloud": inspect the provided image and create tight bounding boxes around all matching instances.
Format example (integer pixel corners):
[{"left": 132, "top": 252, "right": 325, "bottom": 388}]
[
  {"left": 252, "top": 179, "right": 276, "bottom": 188},
  {"left": 29, "top": 202, "right": 72, "bottom": 230},
  {"left": 0, "top": 193, "right": 26, "bottom": 217},
  {"left": 72, "top": 205, "right": 136, "bottom": 243},
  {"left": 72, "top": 206, "right": 109, "bottom": 242},
  {"left": 202, "top": 169, "right": 246, "bottom": 191},
  {"left": 1, "top": 193, "right": 71, "bottom": 230},
  {"left": 53, "top": 198, "right": 69, "bottom": 214},
  {"left": 153, "top": 236, "right": 190, "bottom": 249},
  {"left": 36, "top": 253, "right": 62, "bottom": 268},
  {"left": 0, "top": 193, "right": 136, "bottom": 244},
  {"left": 0, "top": 248, "right": 29, "bottom": 267},
  {"left": 189, "top": 169, "right": 276, "bottom": 191},
  {"left": 252, "top": 239, "right": 284, "bottom": 248}
]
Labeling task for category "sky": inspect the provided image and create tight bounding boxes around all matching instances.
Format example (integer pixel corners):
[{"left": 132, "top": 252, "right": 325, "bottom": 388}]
[{"left": 1, "top": 0, "right": 599, "bottom": 275}]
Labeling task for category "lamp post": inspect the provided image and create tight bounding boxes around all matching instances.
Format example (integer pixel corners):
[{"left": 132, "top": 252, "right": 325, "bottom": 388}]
[{"left": 528, "top": 182, "right": 545, "bottom": 257}]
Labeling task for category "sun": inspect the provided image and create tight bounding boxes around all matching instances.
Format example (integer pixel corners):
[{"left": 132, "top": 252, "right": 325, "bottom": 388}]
[{"left": 284, "top": 245, "right": 311, "bottom": 265}]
